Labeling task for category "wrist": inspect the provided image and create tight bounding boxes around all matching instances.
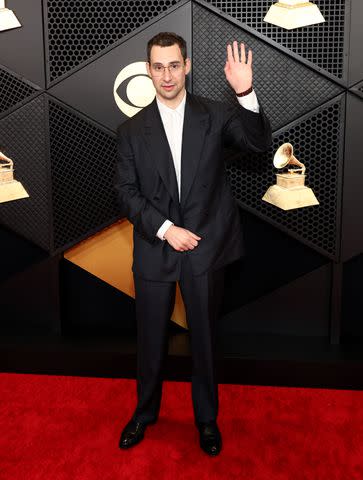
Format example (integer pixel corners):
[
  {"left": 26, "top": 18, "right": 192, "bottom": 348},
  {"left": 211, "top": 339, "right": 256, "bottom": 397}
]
[
  {"left": 236, "top": 85, "right": 253, "bottom": 97},
  {"left": 163, "top": 223, "right": 174, "bottom": 239}
]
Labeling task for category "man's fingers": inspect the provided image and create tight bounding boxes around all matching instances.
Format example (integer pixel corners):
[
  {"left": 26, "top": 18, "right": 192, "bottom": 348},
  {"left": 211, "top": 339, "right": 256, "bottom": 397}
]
[
  {"left": 189, "top": 232, "right": 201, "bottom": 240},
  {"left": 233, "top": 40, "right": 239, "bottom": 63},
  {"left": 240, "top": 42, "right": 246, "bottom": 64},
  {"left": 227, "top": 40, "right": 252, "bottom": 69},
  {"left": 167, "top": 228, "right": 201, "bottom": 251},
  {"left": 247, "top": 48, "right": 253, "bottom": 66},
  {"left": 175, "top": 241, "right": 197, "bottom": 251},
  {"left": 227, "top": 43, "right": 233, "bottom": 64}
]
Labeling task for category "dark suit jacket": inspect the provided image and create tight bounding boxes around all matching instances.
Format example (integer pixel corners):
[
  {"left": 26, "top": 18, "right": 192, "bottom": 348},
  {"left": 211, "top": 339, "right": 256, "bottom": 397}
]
[{"left": 114, "top": 91, "right": 272, "bottom": 281}]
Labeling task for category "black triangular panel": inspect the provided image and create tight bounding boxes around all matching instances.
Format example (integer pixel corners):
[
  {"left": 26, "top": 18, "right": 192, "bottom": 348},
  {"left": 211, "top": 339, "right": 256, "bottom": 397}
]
[
  {"left": 48, "top": 98, "right": 118, "bottom": 251},
  {"left": 349, "top": 80, "right": 363, "bottom": 100},
  {"left": 221, "top": 264, "right": 331, "bottom": 337},
  {"left": 0, "top": 255, "right": 59, "bottom": 334},
  {"left": 222, "top": 209, "right": 328, "bottom": 315},
  {"left": 0, "top": 66, "right": 39, "bottom": 119},
  {"left": 192, "top": 2, "right": 344, "bottom": 131}
]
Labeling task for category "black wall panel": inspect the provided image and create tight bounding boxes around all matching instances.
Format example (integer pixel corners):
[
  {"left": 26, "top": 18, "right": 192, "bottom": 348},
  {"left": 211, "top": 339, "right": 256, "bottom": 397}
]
[
  {"left": 0, "top": 0, "right": 362, "bottom": 347},
  {"left": 0, "top": 65, "right": 40, "bottom": 119},
  {"left": 221, "top": 264, "right": 331, "bottom": 337},
  {"left": 350, "top": 80, "right": 363, "bottom": 100},
  {"left": 341, "top": 93, "right": 363, "bottom": 262},
  {"left": 227, "top": 97, "right": 345, "bottom": 260},
  {"left": 0, "top": 254, "right": 60, "bottom": 334},
  {"left": 0, "top": 0, "right": 46, "bottom": 88},
  {"left": 0, "top": 95, "right": 52, "bottom": 251},
  {"left": 222, "top": 209, "right": 328, "bottom": 314},
  {"left": 192, "top": 3, "right": 344, "bottom": 132},
  {"left": 48, "top": 97, "right": 118, "bottom": 251},
  {"left": 0, "top": 225, "right": 47, "bottom": 284},
  {"left": 347, "top": 0, "right": 363, "bottom": 86},
  {"left": 46, "top": 0, "right": 180, "bottom": 83},
  {"left": 342, "top": 254, "right": 363, "bottom": 338},
  {"left": 206, "top": 0, "right": 348, "bottom": 82}
]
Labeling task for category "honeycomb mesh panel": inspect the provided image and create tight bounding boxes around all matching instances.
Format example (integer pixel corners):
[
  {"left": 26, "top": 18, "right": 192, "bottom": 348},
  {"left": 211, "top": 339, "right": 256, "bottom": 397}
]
[
  {"left": 0, "top": 66, "right": 38, "bottom": 117},
  {"left": 47, "top": 0, "right": 179, "bottom": 82},
  {"left": 192, "top": 3, "right": 343, "bottom": 131},
  {"left": 206, "top": 0, "right": 346, "bottom": 79},
  {"left": 226, "top": 97, "right": 344, "bottom": 259},
  {"left": 0, "top": 95, "right": 51, "bottom": 251},
  {"left": 49, "top": 100, "right": 118, "bottom": 250}
]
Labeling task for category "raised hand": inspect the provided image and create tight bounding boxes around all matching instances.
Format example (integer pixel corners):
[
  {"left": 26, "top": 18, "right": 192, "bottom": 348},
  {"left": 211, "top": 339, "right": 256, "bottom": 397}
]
[{"left": 224, "top": 40, "right": 253, "bottom": 94}]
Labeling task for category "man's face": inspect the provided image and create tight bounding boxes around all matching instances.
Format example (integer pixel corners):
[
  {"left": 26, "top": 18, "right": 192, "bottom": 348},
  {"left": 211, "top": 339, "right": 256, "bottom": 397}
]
[{"left": 146, "top": 43, "right": 191, "bottom": 105}]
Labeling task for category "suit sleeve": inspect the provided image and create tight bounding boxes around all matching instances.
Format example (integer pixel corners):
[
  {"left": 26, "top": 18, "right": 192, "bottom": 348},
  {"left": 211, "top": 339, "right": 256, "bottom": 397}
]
[
  {"left": 114, "top": 126, "right": 167, "bottom": 245},
  {"left": 222, "top": 95, "right": 272, "bottom": 153}
]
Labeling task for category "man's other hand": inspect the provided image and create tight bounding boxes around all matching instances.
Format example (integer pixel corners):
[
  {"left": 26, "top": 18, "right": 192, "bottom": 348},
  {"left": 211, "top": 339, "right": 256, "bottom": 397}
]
[{"left": 164, "top": 225, "right": 201, "bottom": 252}]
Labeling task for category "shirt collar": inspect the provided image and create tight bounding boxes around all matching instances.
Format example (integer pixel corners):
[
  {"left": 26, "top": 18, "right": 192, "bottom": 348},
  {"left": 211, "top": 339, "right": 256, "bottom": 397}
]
[{"left": 156, "top": 90, "right": 187, "bottom": 116}]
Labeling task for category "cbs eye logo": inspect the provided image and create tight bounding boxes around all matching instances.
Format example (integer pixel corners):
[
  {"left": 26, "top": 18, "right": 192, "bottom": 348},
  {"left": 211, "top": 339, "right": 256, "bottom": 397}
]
[{"left": 113, "top": 62, "right": 156, "bottom": 118}]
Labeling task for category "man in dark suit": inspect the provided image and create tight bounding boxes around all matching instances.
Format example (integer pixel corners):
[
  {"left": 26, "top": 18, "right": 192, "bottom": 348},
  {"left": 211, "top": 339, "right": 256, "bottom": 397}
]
[{"left": 115, "top": 32, "right": 271, "bottom": 455}]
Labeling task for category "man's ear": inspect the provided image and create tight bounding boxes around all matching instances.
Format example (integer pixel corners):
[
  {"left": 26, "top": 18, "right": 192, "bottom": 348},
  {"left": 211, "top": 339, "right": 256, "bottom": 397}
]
[
  {"left": 185, "top": 58, "right": 191, "bottom": 75},
  {"left": 146, "top": 61, "right": 151, "bottom": 77}
]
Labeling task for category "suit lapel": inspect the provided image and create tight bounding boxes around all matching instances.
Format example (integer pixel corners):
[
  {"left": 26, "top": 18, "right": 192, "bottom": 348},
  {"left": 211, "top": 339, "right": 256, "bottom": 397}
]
[
  {"left": 142, "top": 93, "right": 210, "bottom": 209},
  {"left": 143, "top": 98, "right": 179, "bottom": 204},
  {"left": 180, "top": 92, "right": 210, "bottom": 209}
]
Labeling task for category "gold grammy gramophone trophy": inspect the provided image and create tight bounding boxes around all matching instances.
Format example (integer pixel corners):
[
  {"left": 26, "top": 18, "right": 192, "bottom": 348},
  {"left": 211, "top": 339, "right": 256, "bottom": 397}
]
[
  {"left": 0, "top": 150, "right": 29, "bottom": 203},
  {"left": 262, "top": 143, "right": 319, "bottom": 210}
]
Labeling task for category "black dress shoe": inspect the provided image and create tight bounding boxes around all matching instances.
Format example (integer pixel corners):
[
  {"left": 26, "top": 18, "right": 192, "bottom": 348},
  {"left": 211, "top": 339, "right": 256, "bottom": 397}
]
[
  {"left": 197, "top": 421, "right": 222, "bottom": 456},
  {"left": 119, "top": 419, "right": 148, "bottom": 449}
]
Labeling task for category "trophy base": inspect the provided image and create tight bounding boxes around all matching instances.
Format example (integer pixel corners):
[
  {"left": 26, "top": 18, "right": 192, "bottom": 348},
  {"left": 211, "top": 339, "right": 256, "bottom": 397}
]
[
  {"left": 0, "top": 8, "right": 22, "bottom": 31},
  {"left": 264, "top": 2, "right": 325, "bottom": 30},
  {"left": 0, "top": 180, "right": 29, "bottom": 204},
  {"left": 262, "top": 185, "right": 319, "bottom": 210}
]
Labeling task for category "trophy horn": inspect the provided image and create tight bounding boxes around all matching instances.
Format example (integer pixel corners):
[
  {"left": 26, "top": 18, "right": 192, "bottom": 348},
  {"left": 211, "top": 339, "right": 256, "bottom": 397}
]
[
  {"left": 0, "top": 150, "right": 14, "bottom": 168},
  {"left": 273, "top": 143, "right": 306, "bottom": 174}
]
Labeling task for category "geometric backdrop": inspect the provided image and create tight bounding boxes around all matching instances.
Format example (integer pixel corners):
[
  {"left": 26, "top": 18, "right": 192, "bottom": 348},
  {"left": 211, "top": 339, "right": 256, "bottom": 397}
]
[{"left": 1, "top": 0, "right": 362, "bottom": 346}]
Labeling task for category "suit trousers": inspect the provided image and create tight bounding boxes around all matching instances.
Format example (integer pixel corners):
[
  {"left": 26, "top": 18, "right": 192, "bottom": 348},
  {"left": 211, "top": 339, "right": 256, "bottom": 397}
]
[{"left": 131, "top": 252, "right": 225, "bottom": 426}]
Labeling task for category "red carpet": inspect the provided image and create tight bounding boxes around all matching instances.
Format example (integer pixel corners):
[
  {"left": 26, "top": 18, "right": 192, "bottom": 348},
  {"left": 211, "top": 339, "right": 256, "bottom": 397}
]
[{"left": 0, "top": 373, "right": 362, "bottom": 479}]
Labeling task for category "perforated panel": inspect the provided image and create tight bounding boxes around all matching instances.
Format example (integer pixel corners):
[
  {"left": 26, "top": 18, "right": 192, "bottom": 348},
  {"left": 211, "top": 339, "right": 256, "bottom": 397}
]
[
  {"left": 350, "top": 80, "right": 363, "bottom": 99},
  {"left": 207, "top": 0, "right": 346, "bottom": 79},
  {"left": 49, "top": 99, "right": 118, "bottom": 251},
  {"left": 0, "top": 95, "right": 51, "bottom": 251},
  {"left": 226, "top": 96, "right": 345, "bottom": 259},
  {"left": 0, "top": 66, "right": 38, "bottom": 118},
  {"left": 192, "top": 3, "right": 343, "bottom": 131},
  {"left": 46, "top": 0, "right": 179, "bottom": 82}
]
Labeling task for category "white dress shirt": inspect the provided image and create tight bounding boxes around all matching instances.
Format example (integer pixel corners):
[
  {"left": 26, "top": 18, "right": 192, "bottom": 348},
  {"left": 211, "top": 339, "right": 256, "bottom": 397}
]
[{"left": 156, "top": 90, "right": 260, "bottom": 240}]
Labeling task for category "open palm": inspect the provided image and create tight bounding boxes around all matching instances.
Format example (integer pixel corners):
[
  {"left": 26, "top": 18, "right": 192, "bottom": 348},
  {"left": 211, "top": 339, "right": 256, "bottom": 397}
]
[{"left": 224, "top": 40, "right": 253, "bottom": 94}]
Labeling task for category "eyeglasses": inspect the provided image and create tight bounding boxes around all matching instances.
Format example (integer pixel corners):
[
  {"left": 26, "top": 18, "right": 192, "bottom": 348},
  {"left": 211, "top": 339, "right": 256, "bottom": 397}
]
[{"left": 150, "top": 62, "right": 184, "bottom": 76}]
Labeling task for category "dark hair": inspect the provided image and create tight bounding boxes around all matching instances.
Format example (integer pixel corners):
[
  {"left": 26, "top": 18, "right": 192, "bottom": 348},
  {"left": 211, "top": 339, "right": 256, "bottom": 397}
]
[{"left": 147, "top": 32, "right": 187, "bottom": 62}]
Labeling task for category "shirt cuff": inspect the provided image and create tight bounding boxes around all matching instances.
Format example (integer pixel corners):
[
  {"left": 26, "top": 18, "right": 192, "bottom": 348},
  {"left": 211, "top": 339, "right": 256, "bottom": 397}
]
[
  {"left": 236, "top": 89, "right": 260, "bottom": 113},
  {"left": 156, "top": 219, "right": 174, "bottom": 240}
]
